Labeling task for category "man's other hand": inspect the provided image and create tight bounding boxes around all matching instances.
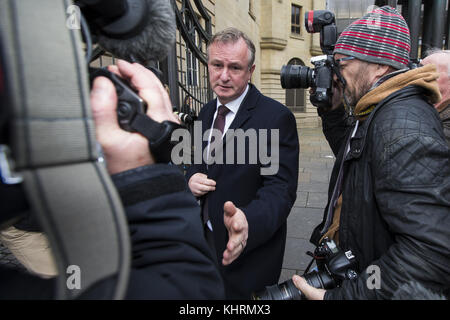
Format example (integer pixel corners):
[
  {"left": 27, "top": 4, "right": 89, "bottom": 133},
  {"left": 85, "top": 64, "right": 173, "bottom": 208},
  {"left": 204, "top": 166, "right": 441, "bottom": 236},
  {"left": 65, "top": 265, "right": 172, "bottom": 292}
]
[{"left": 188, "top": 173, "right": 216, "bottom": 197}]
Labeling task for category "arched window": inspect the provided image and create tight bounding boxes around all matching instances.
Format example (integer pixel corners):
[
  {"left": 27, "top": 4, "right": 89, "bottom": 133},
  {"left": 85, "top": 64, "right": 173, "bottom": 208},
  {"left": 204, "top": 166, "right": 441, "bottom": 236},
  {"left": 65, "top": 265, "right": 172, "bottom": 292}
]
[{"left": 285, "top": 58, "right": 306, "bottom": 113}]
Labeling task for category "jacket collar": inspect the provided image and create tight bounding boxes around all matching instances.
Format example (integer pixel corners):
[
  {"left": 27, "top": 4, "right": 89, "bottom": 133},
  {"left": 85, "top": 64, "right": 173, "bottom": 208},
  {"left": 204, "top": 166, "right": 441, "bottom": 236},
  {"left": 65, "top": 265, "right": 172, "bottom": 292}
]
[
  {"left": 354, "top": 64, "right": 441, "bottom": 121},
  {"left": 223, "top": 83, "right": 260, "bottom": 145},
  {"left": 346, "top": 85, "right": 429, "bottom": 161},
  {"left": 202, "top": 83, "right": 259, "bottom": 132},
  {"left": 228, "top": 83, "right": 259, "bottom": 129},
  {"left": 215, "top": 84, "right": 249, "bottom": 115}
]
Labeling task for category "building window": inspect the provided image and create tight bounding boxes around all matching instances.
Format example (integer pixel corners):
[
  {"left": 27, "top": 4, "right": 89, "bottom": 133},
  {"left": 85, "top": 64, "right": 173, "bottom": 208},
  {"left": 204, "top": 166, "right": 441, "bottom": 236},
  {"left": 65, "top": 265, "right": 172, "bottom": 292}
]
[
  {"left": 285, "top": 58, "right": 306, "bottom": 113},
  {"left": 291, "top": 4, "right": 302, "bottom": 35},
  {"left": 185, "top": 13, "right": 199, "bottom": 87}
]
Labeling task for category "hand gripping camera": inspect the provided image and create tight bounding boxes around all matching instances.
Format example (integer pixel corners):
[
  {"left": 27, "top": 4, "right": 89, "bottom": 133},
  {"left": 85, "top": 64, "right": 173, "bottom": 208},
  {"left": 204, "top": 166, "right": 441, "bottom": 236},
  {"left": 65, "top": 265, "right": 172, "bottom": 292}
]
[
  {"left": 252, "top": 238, "right": 358, "bottom": 300},
  {"left": 281, "top": 10, "right": 337, "bottom": 109},
  {"left": 89, "top": 67, "right": 183, "bottom": 163}
]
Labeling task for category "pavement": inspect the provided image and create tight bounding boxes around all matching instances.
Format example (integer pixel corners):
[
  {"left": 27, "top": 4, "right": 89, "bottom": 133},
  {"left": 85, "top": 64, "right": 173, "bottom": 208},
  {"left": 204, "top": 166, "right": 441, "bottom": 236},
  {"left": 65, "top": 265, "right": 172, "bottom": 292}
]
[
  {"left": 0, "top": 127, "right": 335, "bottom": 288},
  {"left": 279, "top": 127, "right": 335, "bottom": 283}
]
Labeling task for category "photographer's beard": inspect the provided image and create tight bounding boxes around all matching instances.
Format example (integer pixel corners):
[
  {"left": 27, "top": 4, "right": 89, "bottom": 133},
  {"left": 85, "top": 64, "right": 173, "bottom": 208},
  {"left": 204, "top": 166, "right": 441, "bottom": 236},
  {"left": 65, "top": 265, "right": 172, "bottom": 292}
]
[{"left": 341, "top": 63, "right": 373, "bottom": 112}]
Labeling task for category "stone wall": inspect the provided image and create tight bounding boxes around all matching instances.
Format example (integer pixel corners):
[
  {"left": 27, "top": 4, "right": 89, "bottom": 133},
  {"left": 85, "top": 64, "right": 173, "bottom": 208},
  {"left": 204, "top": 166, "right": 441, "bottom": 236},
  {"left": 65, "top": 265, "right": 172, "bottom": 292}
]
[{"left": 179, "top": 0, "right": 327, "bottom": 128}]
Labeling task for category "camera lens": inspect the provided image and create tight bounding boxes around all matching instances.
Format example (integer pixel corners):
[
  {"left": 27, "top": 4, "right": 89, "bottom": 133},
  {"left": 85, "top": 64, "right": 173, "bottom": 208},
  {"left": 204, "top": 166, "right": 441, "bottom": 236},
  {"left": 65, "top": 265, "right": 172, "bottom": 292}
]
[
  {"left": 280, "top": 65, "right": 314, "bottom": 89},
  {"left": 252, "top": 279, "right": 304, "bottom": 300},
  {"left": 304, "top": 270, "right": 334, "bottom": 289},
  {"left": 251, "top": 271, "right": 336, "bottom": 300}
]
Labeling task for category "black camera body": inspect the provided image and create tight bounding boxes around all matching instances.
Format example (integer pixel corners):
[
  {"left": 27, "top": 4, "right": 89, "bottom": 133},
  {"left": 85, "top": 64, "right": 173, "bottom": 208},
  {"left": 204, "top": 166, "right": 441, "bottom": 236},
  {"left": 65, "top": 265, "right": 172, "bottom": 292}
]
[
  {"left": 89, "top": 67, "right": 148, "bottom": 132},
  {"left": 252, "top": 238, "right": 357, "bottom": 300},
  {"left": 280, "top": 10, "right": 337, "bottom": 109}
]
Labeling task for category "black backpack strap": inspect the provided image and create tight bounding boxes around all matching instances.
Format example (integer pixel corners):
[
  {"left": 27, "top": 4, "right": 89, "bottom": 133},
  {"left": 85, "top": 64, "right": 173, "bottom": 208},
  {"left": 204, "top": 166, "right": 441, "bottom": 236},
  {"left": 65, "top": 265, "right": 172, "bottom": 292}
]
[{"left": 0, "top": 0, "right": 130, "bottom": 299}]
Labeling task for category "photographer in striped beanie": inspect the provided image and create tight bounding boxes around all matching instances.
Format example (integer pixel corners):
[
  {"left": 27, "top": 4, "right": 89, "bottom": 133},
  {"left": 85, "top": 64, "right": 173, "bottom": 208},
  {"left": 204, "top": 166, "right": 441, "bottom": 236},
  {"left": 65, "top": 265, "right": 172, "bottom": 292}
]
[
  {"left": 335, "top": 5, "right": 410, "bottom": 70},
  {"left": 331, "top": 5, "right": 440, "bottom": 119},
  {"left": 293, "top": 6, "right": 450, "bottom": 300}
]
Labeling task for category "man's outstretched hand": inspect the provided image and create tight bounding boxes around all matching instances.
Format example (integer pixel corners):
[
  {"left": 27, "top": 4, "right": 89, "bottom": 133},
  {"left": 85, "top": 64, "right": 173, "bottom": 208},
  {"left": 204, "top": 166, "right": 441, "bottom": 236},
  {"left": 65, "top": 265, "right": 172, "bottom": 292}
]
[{"left": 222, "top": 201, "right": 248, "bottom": 266}]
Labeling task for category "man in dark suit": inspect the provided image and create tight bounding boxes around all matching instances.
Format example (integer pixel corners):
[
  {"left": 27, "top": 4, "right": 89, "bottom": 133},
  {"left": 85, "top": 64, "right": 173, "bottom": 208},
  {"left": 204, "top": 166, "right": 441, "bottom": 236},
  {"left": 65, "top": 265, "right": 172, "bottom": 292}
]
[{"left": 186, "top": 28, "right": 299, "bottom": 299}]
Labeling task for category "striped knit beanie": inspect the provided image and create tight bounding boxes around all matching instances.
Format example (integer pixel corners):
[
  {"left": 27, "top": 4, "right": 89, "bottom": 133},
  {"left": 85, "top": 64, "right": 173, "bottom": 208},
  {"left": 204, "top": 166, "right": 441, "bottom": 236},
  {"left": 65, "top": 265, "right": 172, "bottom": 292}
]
[{"left": 333, "top": 6, "right": 410, "bottom": 70}]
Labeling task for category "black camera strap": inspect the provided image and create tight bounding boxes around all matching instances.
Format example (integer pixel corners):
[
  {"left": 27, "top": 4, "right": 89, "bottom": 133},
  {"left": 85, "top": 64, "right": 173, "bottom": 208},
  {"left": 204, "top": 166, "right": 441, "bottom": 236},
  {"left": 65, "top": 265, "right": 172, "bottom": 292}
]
[
  {"left": 303, "top": 251, "right": 315, "bottom": 276},
  {"left": 128, "top": 112, "right": 184, "bottom": 163}
]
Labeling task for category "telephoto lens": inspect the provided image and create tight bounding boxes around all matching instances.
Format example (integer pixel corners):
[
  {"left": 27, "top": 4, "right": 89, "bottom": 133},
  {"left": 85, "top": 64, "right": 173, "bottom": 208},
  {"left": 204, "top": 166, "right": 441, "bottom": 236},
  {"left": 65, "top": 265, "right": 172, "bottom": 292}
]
[
  {"left": 252, "top": 279, "right": 303, "bottom": 300},
  {"left": 252, "top": 238, "right": 357, "bottom": 300},
  {"left": 280, "top": 64, "right": 314, "bottom": 89},
  {"left": 252, "top": 271, "right": 334, "bottom": 300}
]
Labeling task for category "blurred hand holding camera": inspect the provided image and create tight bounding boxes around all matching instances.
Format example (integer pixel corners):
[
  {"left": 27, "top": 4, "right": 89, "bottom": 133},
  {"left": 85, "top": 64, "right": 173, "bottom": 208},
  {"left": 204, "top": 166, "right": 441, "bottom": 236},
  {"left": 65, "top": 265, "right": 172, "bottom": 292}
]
[
  {"left": 90, "top": 59, "right": 179, "bottom": 174},
  {"left": 310, "top": 81, "right": 343, "bottom": 113}
]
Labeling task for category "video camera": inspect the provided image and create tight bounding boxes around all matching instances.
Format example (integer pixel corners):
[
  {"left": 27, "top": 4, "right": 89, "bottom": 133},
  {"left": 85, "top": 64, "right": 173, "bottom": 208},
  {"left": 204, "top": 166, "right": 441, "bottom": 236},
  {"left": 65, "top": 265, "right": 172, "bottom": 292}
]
[
  {"left": 280, "top": 10, "right": 337, "bottom": 109},
  {"left": 252, "top": 238, "right": 357, "bottom": 300}
]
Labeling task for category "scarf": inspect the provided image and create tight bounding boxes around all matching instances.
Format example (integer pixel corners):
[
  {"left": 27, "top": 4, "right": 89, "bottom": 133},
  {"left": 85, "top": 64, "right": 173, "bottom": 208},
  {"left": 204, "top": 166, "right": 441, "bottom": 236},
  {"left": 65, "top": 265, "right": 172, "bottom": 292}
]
[{"left": 354, "top": 64, "right": 442, "bottom": 120}]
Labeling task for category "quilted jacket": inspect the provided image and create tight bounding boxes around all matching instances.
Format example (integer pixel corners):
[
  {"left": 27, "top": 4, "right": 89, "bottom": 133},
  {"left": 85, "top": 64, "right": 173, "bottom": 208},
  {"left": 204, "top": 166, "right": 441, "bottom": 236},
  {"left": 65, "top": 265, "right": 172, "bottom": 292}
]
[{"left": 312, "top": 84, "right": 450, "bottom": 299}]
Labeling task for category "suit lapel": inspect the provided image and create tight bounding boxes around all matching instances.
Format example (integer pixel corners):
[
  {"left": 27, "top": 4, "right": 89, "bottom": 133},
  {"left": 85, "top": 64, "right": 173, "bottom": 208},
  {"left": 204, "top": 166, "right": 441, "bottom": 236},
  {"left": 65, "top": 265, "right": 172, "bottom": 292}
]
[
  {"left": 201, "top": 99, "right": 217, "bottom": 154},
  {"left": 202, "top": 100, "right": 216, "bottom": 131},
  {"left": 224, "top": 84, "right": 260, "bottom": 145}
]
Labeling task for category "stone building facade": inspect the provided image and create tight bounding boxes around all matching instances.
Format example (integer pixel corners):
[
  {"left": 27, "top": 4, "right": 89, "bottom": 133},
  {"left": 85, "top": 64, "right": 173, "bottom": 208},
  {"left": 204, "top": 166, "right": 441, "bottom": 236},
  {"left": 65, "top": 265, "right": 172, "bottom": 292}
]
[{"left": 176, "top": 0, "right": 327, "bottom": 128}]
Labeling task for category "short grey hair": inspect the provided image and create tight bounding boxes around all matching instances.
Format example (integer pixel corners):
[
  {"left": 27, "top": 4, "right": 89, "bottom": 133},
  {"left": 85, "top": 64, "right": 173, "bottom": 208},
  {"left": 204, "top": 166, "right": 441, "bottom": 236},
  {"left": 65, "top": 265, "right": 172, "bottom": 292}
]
[
  {"left": 423, "top": 48, "right": 450, "bottom": 58},
  {"left": 423, "top": 48, "right": 450, "bottom": 77},
  {"left": 206, "top": 27, "right": 256, "bottom": 70}
]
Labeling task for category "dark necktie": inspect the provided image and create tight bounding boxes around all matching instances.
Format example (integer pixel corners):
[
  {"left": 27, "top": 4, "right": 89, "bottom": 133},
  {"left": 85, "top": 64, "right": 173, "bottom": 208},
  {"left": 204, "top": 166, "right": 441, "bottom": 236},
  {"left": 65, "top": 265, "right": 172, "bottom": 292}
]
[
  {"left": 213, "top": 105, "right": 230, "bottom": 134},
  {"left": 209, "top": 105, "right": 230, "bottom": 158},
  {"left": 202, "top": 105, "right": 230, "bottom": 225}
]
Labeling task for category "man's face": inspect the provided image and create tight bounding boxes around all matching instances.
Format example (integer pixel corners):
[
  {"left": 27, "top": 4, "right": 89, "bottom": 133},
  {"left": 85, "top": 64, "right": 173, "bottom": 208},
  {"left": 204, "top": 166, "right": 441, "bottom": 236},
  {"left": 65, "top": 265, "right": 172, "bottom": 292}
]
[
  {"left": 333, "top": 54, "right": 373, "bottom": 107},
  {"left": 208, "top": 38, "right": 255, "bottom": 105},
  {"left": 422, "top": 54, "right": 450, "bottom": 107}
]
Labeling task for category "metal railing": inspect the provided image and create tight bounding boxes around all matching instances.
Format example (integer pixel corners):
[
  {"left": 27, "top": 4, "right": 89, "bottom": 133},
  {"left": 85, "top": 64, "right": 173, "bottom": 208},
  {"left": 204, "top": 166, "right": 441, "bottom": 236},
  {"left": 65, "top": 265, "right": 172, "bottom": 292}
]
[{"left": 167, "top": 0, "right": 213, "bottom": 117}]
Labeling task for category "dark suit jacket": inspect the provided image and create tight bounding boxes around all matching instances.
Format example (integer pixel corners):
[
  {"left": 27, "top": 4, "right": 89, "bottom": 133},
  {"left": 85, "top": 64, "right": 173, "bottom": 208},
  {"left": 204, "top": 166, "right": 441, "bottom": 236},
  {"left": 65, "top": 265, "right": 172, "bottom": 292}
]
[{"left": 186, "top": 84, "right": 299, "bottom": 299}]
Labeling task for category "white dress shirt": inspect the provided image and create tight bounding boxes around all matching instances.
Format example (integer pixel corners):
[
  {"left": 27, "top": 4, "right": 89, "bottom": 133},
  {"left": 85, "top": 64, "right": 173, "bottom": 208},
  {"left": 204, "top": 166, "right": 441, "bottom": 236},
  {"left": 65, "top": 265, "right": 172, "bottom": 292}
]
[
  {"left": 207, "top": 84, "right": 249, "bottom": 156},
  {"left": 205, "top": 84, "right": 249, "bottom": 231}
]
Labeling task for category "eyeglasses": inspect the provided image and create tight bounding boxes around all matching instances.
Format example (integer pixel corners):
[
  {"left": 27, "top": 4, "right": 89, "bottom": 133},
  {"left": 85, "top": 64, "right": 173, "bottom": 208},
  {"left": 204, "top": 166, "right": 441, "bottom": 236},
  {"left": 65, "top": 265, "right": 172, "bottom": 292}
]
[
  {"left": 332, "top": 57, "right": 355, "bottom": 89},
  {"left": 334, "top": 56, "right": 355, "bottom": 68}
]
